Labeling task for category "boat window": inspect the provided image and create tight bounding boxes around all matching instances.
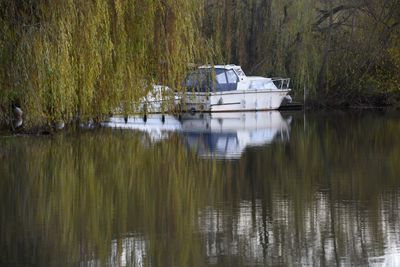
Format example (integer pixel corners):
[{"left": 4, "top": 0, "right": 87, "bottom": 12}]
[
  {"left": 216, "top": 69, "right": 227, "bottom": 84},
  {"left": 234, "top": 68, "right": 246, "bottom": 77},
  {"left": 185, "top": 70, "right": 212, "bottom": 92},
  {"left": 226, "top": 70, "right": 238, "bottom": 83},
  {"left": 249, "top": 80, "right": 275, "bottom": 90},
  {"left": 185, "top": 73, "right": 195, "bottom": 88},
  {"left": 186, "top": 72, "right": 203, "bottom": 87}
]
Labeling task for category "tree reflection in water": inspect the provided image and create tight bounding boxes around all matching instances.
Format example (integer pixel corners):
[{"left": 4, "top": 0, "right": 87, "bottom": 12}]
[{"left": 1, "top": 111, "right": 400, "bottom": 266}]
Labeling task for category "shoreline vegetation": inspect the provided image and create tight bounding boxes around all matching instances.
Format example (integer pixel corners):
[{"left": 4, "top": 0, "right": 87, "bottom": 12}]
[{"left": 1, "top": 0, "right": 399, "bottom": 133}]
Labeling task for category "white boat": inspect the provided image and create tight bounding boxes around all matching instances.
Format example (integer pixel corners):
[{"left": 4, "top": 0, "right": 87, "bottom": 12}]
[
  {"left": 137, "top": 85, "right": 180, "bottom": 114},
  {"left": 181, "top": 65, "right": 291, "bottom": 112},
  {"left": 114, "top": 85, "right": 179, "bottom": 115}
]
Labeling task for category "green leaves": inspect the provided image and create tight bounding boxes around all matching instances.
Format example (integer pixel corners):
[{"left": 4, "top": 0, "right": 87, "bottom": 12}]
[
  {"left": 0, "top": 0, "right": 207, "bottom": 127},
  {"left": 203, "top": 0, "right": 400, "bottom": 105}
]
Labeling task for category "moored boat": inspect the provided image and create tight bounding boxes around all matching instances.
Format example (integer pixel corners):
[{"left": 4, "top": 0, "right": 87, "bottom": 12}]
[
  {"left": 137, "top": 85, "right": 180, "bottom": 114},
  {"left": 181, "top": 65, "right": 291, "bottom": 112}
]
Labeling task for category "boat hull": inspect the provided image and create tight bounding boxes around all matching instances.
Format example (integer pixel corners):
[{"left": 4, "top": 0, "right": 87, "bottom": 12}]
[{"left": 183, "top": 89, "right": 290, "bottom": 112}]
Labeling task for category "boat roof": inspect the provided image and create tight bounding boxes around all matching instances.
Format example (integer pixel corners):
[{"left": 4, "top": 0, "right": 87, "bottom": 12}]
[{"left": 198, "top": 64, "right": 242, "bottom": 70}]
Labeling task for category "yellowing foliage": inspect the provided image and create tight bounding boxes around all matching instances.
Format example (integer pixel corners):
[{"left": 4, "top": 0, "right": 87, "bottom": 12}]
[{"left": 0, "top": 0, "right": 208, "bottom": 126}]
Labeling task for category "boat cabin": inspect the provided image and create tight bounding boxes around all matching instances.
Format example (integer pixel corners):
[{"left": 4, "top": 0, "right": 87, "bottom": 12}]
[
  {"left": 185, "top": 65, "right": 244, "bottom": 92},
  {"left": 184, "top": 64, "right": 284, "bottom": 93}
]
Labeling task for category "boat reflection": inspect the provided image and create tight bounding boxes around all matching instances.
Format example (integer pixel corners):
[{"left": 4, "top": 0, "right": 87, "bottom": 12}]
[
  {"left": 103, "top": 115, "right": 181, "bottom": 143},
  {"left": 181, "top": 112, "right": 291, "bottom": 159},
  {"left": 103, "top": 111, "right": 292, "bottom": 159}
]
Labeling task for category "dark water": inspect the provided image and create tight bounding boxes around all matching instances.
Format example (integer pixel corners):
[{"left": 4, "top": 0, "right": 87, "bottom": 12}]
[{"left": 1, "top": 111, "right": 400, "bottom": 266}]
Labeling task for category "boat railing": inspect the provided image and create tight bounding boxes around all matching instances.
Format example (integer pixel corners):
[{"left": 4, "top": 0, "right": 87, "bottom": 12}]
[{"left": 271, "top": 78, "right": 291, "bottom": 90}]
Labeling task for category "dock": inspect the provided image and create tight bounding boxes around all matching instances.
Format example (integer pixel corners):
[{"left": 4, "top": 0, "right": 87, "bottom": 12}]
[{"left": 279, "top": 102, "right": 303, "bottom": 110}]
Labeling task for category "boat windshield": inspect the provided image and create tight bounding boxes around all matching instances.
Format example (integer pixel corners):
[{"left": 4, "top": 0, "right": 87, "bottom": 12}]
[
  {"left": 249, "top": 79, "right": 277, "bottom": 90},
  {"left": 214, "top": 68, "right": 238, "bottom": 91},
  {"left": 185, "top": 69, "right": 213, "bottom": 92},
  {"left": 233, "top": 67, "right": 246, "bottom": 77},
  {"left": 185, "top": 68, "right": 238, "bottom": 92}
]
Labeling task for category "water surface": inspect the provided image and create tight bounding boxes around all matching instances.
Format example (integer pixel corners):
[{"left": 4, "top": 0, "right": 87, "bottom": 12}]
[{"left": 1, "top": 111, "right": 400, "bottom": 266}]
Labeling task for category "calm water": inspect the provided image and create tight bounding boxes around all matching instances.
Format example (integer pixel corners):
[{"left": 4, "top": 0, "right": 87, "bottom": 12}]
[{"left": 1, "top": 111, "right": 400, "bottom": 266}]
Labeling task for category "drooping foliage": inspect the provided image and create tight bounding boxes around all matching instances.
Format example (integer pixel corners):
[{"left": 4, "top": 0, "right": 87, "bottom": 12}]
[
  {"left": 1, "top": 0, "right": 399, "bottom": 128},
  {"left": 0, "top": 0, "right": 208, "bottom": 126},
  {"left": 203, "top": 0, "right": 400, "bottom": 104}
]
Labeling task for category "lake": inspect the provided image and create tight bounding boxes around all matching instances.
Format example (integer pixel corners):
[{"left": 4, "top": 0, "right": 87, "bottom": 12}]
[{"left": 1, "top": 110, "right": 400, "bottom": 266}]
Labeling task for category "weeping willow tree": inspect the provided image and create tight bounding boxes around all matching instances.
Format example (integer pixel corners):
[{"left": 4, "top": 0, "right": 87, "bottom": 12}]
[
  {"left": 1, "top": 0, "right": 399, "bottom": 129},
  {"left": 203, "top": 0, "right": 400, "bottom": 104},
  {"left": 203, "top": 0, "right": 320, "bottom": 96},
  {"left": 0, "top": 0, "right": 209, "bottom": 128}
]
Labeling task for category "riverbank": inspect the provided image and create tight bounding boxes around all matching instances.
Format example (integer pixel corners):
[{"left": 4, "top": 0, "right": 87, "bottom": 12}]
[
  {"left": 304, "top": 91, "right": 400, "bottom": 109},
  {"left": 1, "top": 103, "right": 400, "bottom": 136}
]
